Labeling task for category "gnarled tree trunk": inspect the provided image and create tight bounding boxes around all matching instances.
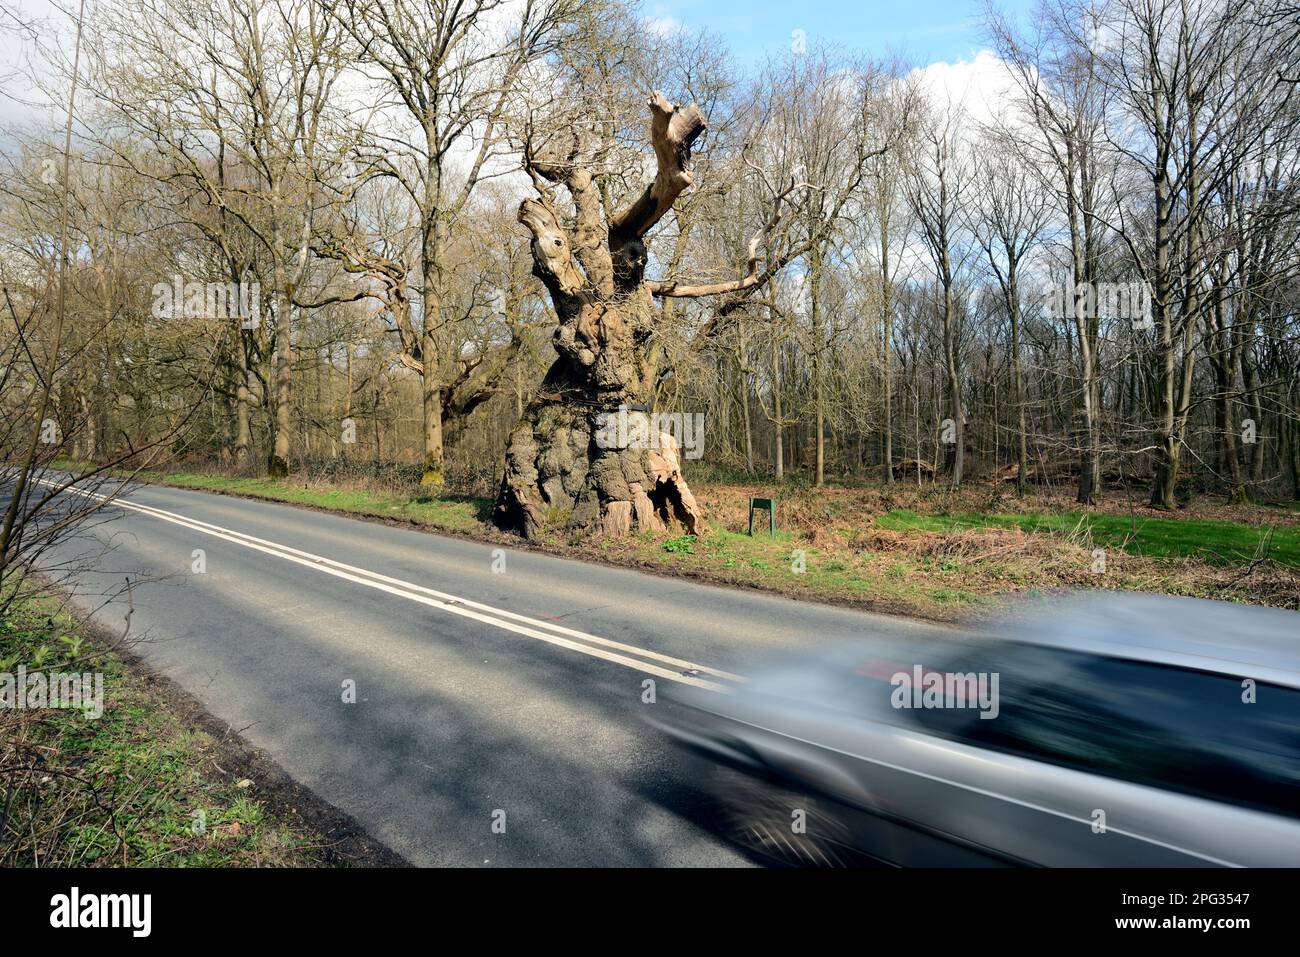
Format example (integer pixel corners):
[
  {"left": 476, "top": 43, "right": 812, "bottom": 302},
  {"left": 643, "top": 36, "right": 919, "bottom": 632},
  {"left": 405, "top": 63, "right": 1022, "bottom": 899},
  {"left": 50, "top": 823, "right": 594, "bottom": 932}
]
[
  {"left": 494, "top": 93, "right": 709, "bottom": 539},
  {"left": 496, "top": 92, "right": 811, "bottom": 539}
]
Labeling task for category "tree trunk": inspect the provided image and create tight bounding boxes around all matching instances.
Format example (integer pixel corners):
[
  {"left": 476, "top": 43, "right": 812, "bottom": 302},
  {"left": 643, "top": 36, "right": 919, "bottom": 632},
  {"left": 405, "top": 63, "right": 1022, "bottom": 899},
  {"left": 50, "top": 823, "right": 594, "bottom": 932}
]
[
  {"left": 419, "top": 180, "right": 447, "bottom": 489},
  {"left": 269, "top": 289, "right": 292, "bottom": 477},
  {"left": 1008, "top": 261, "right": 1027, "bottom": 497},
  {"left": 235, "top": 329, "right": 252, "bottom": 466},
  {"left": 809, "top": 247, "right": 825, "bottom": 487},
  {"left": 738, "top": 336, "right": 755, "bottom": 474},
  {"left": 772, "top": 335, "right": 784, "bottom": 480},
  {"left": 942, "top": 272, "right": 963, "bottom": 487},
  {"left": 494, "top": 94, "right": 709, "bottom": 539},
  {"left": 1289, "top": 417, "right": 1300, "bottom": 501},
  {"left": 880, "top": 199, "right": 894, "bottom": 485},
  {"left": 1148, "top": 93, "right": 1177, "bottom": 511},
  {"left": 421, "top": 321, "right": 445, "bottom": 488}
]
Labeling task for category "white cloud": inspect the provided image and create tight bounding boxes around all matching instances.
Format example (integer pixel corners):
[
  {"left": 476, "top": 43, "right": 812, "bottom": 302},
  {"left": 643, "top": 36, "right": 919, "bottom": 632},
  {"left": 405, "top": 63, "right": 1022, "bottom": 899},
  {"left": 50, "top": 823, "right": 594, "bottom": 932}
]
[
  {"left": 909, "top": 48, "right": 1021, "bottom": 129},
  {"left": 647, "top": 15, "right": 681, "bottom": 37}
]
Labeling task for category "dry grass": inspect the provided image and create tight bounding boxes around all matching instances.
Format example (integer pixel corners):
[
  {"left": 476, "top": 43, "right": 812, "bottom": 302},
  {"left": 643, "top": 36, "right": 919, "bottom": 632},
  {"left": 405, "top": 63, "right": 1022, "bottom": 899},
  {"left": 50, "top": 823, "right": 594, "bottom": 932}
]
[{"left": 105, "top": 459, "right": 1300, "bottom": 621}]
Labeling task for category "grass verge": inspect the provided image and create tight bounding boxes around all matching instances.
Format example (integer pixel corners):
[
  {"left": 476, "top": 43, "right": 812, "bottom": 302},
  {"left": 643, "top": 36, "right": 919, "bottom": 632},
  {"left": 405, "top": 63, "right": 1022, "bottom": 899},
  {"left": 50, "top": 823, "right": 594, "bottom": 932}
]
[
  {"left": 109, "top": 465, "right": 1300, "bottom": 622},
  {"left": 875, "top": 509, "right": 1300, "bottom": 567},
  {"left": 0, "top": 578, "right": 403, "bottom": 867},
  {"left": 150, "top": 471, "right": 489, "bottom": 533}
]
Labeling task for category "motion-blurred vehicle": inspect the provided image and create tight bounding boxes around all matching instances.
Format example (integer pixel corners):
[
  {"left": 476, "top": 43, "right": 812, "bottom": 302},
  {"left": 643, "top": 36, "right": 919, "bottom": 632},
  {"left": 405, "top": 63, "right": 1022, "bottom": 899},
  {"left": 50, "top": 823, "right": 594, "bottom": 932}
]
[{"left": 651, "top": 592, "right": 1300, "bottom": 867}]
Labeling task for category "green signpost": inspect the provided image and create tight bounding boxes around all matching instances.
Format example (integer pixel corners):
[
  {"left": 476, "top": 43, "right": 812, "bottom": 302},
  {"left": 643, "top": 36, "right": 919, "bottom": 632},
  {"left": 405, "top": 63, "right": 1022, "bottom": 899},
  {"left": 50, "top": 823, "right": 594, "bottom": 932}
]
[{"left": 748, "top": 497, "right": 776, "bottom": 536}]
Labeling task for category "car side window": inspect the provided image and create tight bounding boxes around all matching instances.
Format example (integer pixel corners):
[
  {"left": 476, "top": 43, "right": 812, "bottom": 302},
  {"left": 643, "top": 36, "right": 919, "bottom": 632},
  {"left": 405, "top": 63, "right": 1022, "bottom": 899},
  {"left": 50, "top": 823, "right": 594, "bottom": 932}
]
[
  {"left": 903, "top": 640, "right": 1075, "bottom": 741},
  {"left": 934, "top": 647, "right": 1300, "bottom": 818},
  {"left": 1062, "top": 656, "right": 1299, "bottom": 818}
]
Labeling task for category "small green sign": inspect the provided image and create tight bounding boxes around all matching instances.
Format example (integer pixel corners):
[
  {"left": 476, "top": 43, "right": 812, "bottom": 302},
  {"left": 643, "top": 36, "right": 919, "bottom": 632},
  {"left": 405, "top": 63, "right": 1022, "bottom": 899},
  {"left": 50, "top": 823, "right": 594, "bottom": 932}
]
[{"left": 748, "top": 497, "right": 776, "bottom": 536}]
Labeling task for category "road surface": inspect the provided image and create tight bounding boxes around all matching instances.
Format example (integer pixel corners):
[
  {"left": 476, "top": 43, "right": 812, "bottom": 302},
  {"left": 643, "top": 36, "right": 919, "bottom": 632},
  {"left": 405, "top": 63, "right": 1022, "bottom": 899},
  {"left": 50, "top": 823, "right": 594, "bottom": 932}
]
[{"left": 35, "top": 477, "right": 940, "bottom": 866}]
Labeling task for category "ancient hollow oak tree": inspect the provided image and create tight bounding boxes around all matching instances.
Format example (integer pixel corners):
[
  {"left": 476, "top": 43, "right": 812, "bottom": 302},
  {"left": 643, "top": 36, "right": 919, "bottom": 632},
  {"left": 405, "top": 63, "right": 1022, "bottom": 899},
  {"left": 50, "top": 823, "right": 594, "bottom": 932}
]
[{"left": 494, "top": 92, "right": 802, "bottom": 539}]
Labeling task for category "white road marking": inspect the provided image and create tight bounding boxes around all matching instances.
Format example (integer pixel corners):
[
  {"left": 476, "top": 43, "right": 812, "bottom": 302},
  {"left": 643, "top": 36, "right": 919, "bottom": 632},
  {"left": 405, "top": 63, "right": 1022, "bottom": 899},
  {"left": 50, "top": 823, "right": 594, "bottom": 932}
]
[{"left": 36, "top": 477, "right": 742, "bottom": 691}]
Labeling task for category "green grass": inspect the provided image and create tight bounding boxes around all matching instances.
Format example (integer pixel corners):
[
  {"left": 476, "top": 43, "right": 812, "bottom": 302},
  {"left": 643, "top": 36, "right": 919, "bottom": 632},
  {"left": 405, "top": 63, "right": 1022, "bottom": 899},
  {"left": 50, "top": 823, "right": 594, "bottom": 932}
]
[
  {"left": 146, "top": 471, "right": 490, "bottom": 533},
  {"left": 1, "top": 583, "right": 327, "bottom": 867},
  {"left": 876, "top": 508, "right": 1300, "bottom": 567},
  {"left": 644, "top": 526, "right": 989, "bottom": 616},
  {"left": 133, "top": 467, "right": 1299, "bottom": 568},
  {"left": 118, "top": 465, "right": 1297, "bottom": 618}
]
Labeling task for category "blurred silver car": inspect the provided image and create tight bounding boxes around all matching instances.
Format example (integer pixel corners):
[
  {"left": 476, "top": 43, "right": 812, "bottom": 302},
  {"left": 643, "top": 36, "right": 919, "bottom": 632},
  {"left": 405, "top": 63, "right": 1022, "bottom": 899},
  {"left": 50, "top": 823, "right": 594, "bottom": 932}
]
[{"left": 652, "top": 592, "right": 1300, "bottom": 867}]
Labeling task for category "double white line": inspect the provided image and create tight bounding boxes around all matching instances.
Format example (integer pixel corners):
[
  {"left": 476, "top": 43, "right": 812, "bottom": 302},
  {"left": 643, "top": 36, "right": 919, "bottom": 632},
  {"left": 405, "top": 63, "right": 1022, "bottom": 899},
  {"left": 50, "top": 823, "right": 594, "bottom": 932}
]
[{"left": 36, "top": 476, "right": 743, "bottom": 691}]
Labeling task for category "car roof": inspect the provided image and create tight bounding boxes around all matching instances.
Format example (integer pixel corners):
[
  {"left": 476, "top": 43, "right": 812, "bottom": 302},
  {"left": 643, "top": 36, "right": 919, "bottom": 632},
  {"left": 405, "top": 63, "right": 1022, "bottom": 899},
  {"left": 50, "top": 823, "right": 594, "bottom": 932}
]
[{"left": 1000, "top": 591, "right": 1300, "bottom": 689}]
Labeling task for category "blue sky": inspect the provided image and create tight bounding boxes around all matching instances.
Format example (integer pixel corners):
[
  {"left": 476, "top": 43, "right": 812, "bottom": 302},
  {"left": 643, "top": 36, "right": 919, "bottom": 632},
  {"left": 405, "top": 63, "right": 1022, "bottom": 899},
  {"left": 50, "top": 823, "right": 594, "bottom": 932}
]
[{"left": 647, "top": 0, "right": 1035, "bottom": 65}]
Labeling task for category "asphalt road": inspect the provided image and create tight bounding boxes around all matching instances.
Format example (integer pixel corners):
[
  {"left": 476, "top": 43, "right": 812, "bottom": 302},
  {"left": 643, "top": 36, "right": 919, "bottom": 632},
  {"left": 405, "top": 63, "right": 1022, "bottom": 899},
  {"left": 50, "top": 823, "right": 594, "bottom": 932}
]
[{"left": 34, "top": 477, "right": 940, "bottom": 866}]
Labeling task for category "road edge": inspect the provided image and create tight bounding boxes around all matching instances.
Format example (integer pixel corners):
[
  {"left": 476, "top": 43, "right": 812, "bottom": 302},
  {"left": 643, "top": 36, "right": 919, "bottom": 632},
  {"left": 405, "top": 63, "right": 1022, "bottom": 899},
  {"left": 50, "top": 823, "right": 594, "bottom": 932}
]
[
  {"left": 127, "top": 474, "right": 974, "bottom": 627},
  {"left": 62, "top": 577, "right": 411, "bottom": 868}
]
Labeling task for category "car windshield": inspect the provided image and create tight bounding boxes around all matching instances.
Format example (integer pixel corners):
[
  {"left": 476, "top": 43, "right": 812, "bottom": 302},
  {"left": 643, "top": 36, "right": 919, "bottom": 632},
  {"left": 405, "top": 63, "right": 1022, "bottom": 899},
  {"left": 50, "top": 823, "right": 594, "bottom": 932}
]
[{"left": 902, "top": 641, "right": 1300, "bottom": 819}]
